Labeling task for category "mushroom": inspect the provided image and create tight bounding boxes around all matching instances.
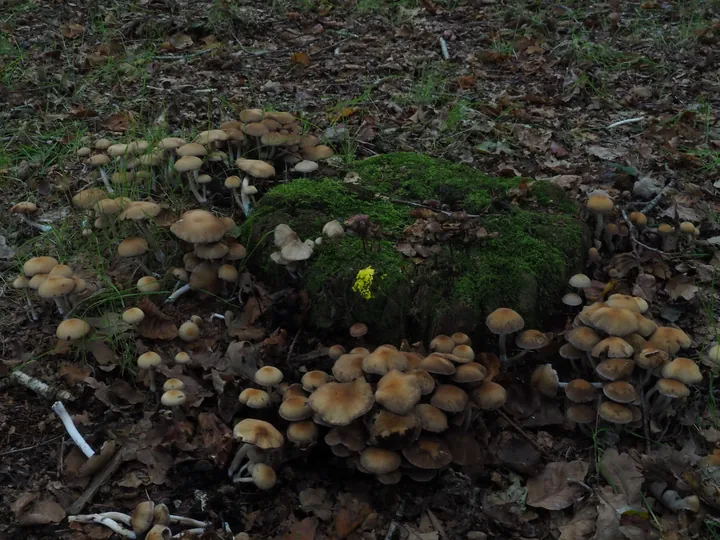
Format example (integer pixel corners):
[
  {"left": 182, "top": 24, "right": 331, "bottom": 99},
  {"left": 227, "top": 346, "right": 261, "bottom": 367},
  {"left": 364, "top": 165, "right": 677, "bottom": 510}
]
[
  {"left": 603, "top": 380, "right": 638, "bottom": 404},
  {"left": 131, "top": 501, "right": 155, "bottom": 535},
  {"left": 38, "top": 276, "right": 75, "bottom": 315},
  {"left": 137, "top": 352, "right": 162, "bottom": 391},
  {"left": 635, "top": 347, "right": 668, "bottom": 386},
  {"left": 122, "top": 307, "right": 145, "bottom": 325},
  {"left": 301, "top": 371, "right": 330, "bottom": 392},
  {"left": 174, "top": 156, "right": 205, "bottom": 204},
  {"left": 10, "top": 202, "right": 52, "bottom": 232},
  {"left": 332, "top": 353, "right": 366, "bottom": 382},
  {"left": 657, "top": 223, "right": 677, "bottom": 252},
  {"left": 328, "top": 344, "right": 346, "bottom": 360},
  {"left": 646, "top": 327, "right": 692, "bottom": 355},
  {"left": 566, "top": 404, "right": 596, "bottom": 436},
  {"left": 225, "top": 175, "right": 243, "bottom": 208},
  {"left": 430, "top": 384, "right": 468, "bottom": 414},
  {"left": 239, "top": 388, "right": 271, "bottom": 409},
  {"left": 279, "top": 396, "right": 313, "bottom": 421},
  {"left": 308, "top": 378, "right": 375, "bottom": 426},
  {"left": 429, "top": 335, "right": 455, "bottom": 353},
  {"left": 530, "top": 364, "right": 560, "bottom": 397},
  {"left": 509, "top": 329, "right": 549, "bottom": 363},
  {"left": 598, "top": 401, "right": 633, "bottom": 426},
  {"left": 235, "top": 463, "right": 277, "bottom": 490},
  {"left": 161, "top": 389, "right": 186, "bottom": 420},
  {"left": 562, "top": 293, "right": 583, "bottom": 308},
  {"left": 360, "top": 447, "right": 402, "bottom": 475},
  {"left": 564, "top": 379, "right": 602, "bottom": 402},
  {"left": 218, "top": 264, "right": 238, "bottom": 296},
  {"left": 375, "top": 370, "right": 422, "bottom": 414},
  {"left": 470, "top": 381, "right": 507, "bottom": 410},
  {"left": 402, "top": 437, "right": 452, "bottom": 470},
  {"left": 175, "top": 351, "right": 191, "bottom": 368},
  {"left": 286, "top": 420, "right": 319, "bottom": 448},
  {"left": 86, "top": 153, "right": 113, "bottom": 193},
  {"left": 292, "top": 160, "right": 319, "bottom": 176},
  {"left": 586, "top": 192, "right": 614, "bottom": 240},
  {"left": 350, "top": 322, "right": 368, "bottom": 340},
  {"left": 485, "top": 307, "right": 525, "bottom": 363},
  {"left": 13, "top": 275, "right": 38, "bottom": 320},
  {"left": 178, "top": 321, "right": 200, "bottom": 342},
  {"left": 596, "top": 358, "right": 634, "bottom": 381},
  {"left": 322, "top": 220, "right": 344, "bottom": 239},
  {"left": 559, "top": 342, "right": 584, "bottom": 373},
  {"left": 661, "top": 357, "right": 702, "bottom": 385},
  {"left": 646, "top": 378, "right": 690, "bottom": 414},
  {"left": 117, "top": 237, "right": 155, "bottom": 276},
  {"left": 415, "top": 404, "right": 449, "bottom": 433},
  {"left": 362, "top": 347, "right": 408, "bottom": 376},
  {"left": 588, "top": 307, "right": 639, "bottom": 337},
  {"left": 56, "top": 318, "right": 91, "bottom": 341},
  {"left": 137, "top": 276, "right": 160, "bottom": 294},
  {"left": 451, "top": 362, "right": 487, "bottom": 384},
  {"left": 230, "top": 418, "right": 284, "bottom": 478}
]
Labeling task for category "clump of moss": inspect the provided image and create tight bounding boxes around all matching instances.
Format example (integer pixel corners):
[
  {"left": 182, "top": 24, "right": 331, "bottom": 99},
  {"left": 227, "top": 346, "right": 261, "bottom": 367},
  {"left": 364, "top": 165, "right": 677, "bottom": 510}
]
[{"left": 242, "top": 153, "right": 587, "bottom": 342}]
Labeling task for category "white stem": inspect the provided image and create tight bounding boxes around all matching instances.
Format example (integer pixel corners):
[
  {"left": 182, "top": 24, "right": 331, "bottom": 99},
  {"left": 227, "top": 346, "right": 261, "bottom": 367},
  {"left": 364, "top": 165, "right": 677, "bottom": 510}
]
[
  {"left": 211, "top": 313, "right": 225, "bottom": 320},
  {"left": 53, "top": 297, "right": 65, "bottom": 316},
  {"left": 166, "top": 283, "right": 191, "bottom": 303},
  {"left": 68, "top": 515, "right": 136, "bottom": 538},
  {"left": 81, "top": 512, "right": 131, "bottom": 525},
  {"left": 9, "top": 371, "right": 74, "bottom": 401},
  {"left": 240, "top": 176, "right": 252, "bottom": 216},
  {"left": 233, "top": 190, "right": 244, "bottom": 210},
  {"left": 148, "top": 369, "right": 156, "bottom": 392},
  {"left": 169, "top": 515, "right": 209, "bottom": 527},
  {"left": 18, "top": 214, "right": 53, "bottom": 232},
  {"left": 52, "top": 401, "right": 95, "bottom": 458},
  {"left": 557, "top": 382, "right": 603, "bottom": 388},
  {"left": 202, "top": 184, "right": 207, "bottom": 201},
  {"left": 187, "top": 174, "right": 206, "bottom": 204},
  {"left": 24, "top": 293, "right": 39, "bottom": 321},
  {"left": 228, "top": 443, "right": 250, "bottom": 476},
  {"left": 99, "top": 168, "right": 114, "bottom": 194},
  {"left": 172, "top": 528, "right": 206, "bottom": 538},
  {"left": 439, "top": 37, "right": 450, "bottom": 60}
]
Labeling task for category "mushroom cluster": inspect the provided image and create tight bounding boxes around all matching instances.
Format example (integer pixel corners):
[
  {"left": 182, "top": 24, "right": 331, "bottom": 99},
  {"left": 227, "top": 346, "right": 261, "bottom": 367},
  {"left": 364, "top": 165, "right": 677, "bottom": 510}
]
[
  {"left": 166, "top": 210, "right": 246, "bottom": 302},
  {"left": 485, "top": 307, "right": 549, "bottom": 364},
  {"left": 535, "top": 288, "right": 698, "bottom": 431},
  {"left": 270, "top": 224, "right": 315, "bottom": 272},
  {"left": 230, "top": 333, "right": 507, "bottom": 486},
  {"left": 76, "top": 110, "right": 334, "bottom": 207},
  {"left": 14, "top": 257, "right": 92, "bottom": 318}
]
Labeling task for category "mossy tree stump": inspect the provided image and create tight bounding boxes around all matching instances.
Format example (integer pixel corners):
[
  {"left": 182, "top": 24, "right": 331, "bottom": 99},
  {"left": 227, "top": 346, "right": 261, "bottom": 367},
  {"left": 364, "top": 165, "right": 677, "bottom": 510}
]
[{"left": 243, "top": 153, "right": 588, "bottom": 343}]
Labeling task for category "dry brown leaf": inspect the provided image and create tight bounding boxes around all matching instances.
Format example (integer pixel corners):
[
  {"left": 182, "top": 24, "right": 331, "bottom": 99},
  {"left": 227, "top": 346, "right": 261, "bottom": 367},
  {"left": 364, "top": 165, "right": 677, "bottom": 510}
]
[
  {"left": 458, "top": 75, "right": 475, "bottom": 89},
  {"left": 599, "top": 448, "right": 643, "bottom": 506},
  {"left": 197, "top": 412, "right": 234, "bottom": 468},
  {"left": 477, "top": 352, "right": 500, "bottom": 381},
  {"left": 335, "top": 500, "right": 372, "bottom": 538},
  {"left": 291, "top": 52, "right": 310, "bottom": 66},
  {"left": 559, "top": 504, "right": 597, "bottom": 540},
  {"left": 61, "top": 23, "right": 85, "bottom": 39},
  {"left": 168, "top": 33, "right": 193, "bottom": 50},
  {"left": 527, "top": 460, "right": 589, "bottom": 510},
  {"left": 59, "top": 362, "right": 90, "bottom": 385},
  {"left": 665, "top": 275, "right": 697, "bottom": 301},
  {"left": 103, "top": 111, "right": 133, "bottom": 132},
  {"left": 12, "top": 493, "right": 66, "bottom": 526},
  {"left": 136, "top": 298, "right": 178, "bottom": 340},
  {"left": 87, "top": 340, "right": 119, "bottom": 365},
  {"left": 280, "top": 518, "right": 316, "bottom": 540}
]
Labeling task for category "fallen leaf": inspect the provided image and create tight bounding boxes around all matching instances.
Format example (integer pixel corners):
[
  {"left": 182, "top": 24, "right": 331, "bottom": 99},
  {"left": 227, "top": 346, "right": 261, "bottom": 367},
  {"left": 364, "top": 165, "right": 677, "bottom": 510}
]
[
  {"left": 196, "top": 412, "right": 234, "bottom": 468},
  {"left": 335, "top": 498, "right": 372, "bottom": 538},
  {"left": 587, "top": 145, "right": 628, "bottom": 160},
  {"left": 458, "top": 75, "right": 475, "bottom": 89},
  {"left": 136, "top": 298, "right": 178, "bottom": 340},
  {"left": 599, "top": 448, "right": 643, "bottom": 506},
  {"left": 87, "top": 340, "right": 119, "bottom": 365},
  {"left": 70, "top": 105, "right": 98, "bottom": 118},
  {"left": 12, "top": 494, "right": 66, "bottom": 526},
  {"left": 527, "top": 460, "right": 589, "bottom": 510},
  {"left": 280, "top": 518, "right": 316, "bottom": 540},
  {"left": 59, "top": 362, "right": 91, "bottom": 385},
  {"left": 291, "top": 52, "right": 310, "bottom": 66},
  {"left": 103, "top": 111, "right": 133, "bottom": 132},
  {"left": 168, "top": 33, "right": 193, "bottom": 50},
  {"left": 299, "top": 488, "right": 334, "bottom": 521},
  {"left": 61, "top": 23, "right": 85, "bottom": 39},
  {"left": 559, "top": 503, "right": 597, "bottom": 540},
  {"left": 665, "top": 275, "right": 697, "bottom": 301}
]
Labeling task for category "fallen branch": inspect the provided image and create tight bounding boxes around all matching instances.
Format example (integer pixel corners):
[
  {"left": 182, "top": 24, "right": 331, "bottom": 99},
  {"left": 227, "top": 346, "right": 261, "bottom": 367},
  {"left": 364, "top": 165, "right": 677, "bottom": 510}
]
[
  {"left": 68, "top": 445, "right": 129, "bottom": 514},
  {"left": 53, "top": 401, "right": 95, "bottom": 458},
  {"left": 0, "top": 370, "right": 75, "bottom": 401},
  {"left": 641, "top": 181, "right": 675, "bottom": 214},
  {"left": 497, "top": 409, "right": 553, "bottom": 459},
  {"left": 68, "top": 515, "right": 136, "bottom": 539},
  {"left": 439, "top": 37, "right": 450, "bottom": 60},
  {"left": 607, "top": 117, "right": 644, "bottom": 129}
]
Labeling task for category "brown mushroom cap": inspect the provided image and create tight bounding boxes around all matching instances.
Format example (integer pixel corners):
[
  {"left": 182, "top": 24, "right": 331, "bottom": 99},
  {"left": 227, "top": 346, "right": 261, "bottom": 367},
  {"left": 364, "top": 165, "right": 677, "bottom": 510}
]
[
  {"left": 647, "top": 327, "right": 692, "bottom": 355},
  {"left": 429, "top": 335, "right": 455, "bottom": 353},
  {"left": 634, "top": 348, "right": 668, "bottom": 370},
  {"left": 366, "top": 409, "right": 420, "bottom": 447},
  {"left": 566, "top": 404, "right": 596, "bottom": 424},
  {"left": 596, "top": 358, "right": 635, "bottom": 381},
  {"left": 603, "top": 381, "right": 638, "bottom": 404},
  {"left": 471, "top": 381, "right": 507, "bottom": 410},
  {"left": 415, "top": 404, "right": 449, "bottom": 433},
  {"left": 195, "top": 242, "right": 229, "bottom": 260},
  {"left": 655, "top": 378, "right": 690, "bottom": 398},
  {"left": 332, "top": 353, "right": 366, "bottom": 382},
  {"left": 303, "top": 145, "right": 335, "bottom": 160},
  {"left": 308, "top": 378, "right": 375, "bottom": 426},
  {"left": 279, "top": 396, "right": 312, "bottom": 421},
  {"left": 174, "top": 155, "right": 203, "bottom": 173},
  {"left": 598, "top": 401, "right": 633, "bottom": 424},
  {"left": 430, "top": 384, "right": 469, "bottom": 413},
  {"left": 239, "top": 388, "right": 271, "bottom": 409},
  {"left": 559, "top": 343, "right": 583, "bottom": 360},
  {"left": 328, "top": 344, "right": 346, "bottom": 360},
  {"left": 516, "top": 329, "right": 549, "bottom": 350},
  {"left": 118, "top": 237, "right": 149, "bottom": 257},
  {"left": 591, "top": 337, "right": 634, "bottom": 359},
  {"left": 56, "top": 318, "right": 91, "bottom": 340},
  {"left": 605, "top": 294, "right": 642, "bottom": 313},
  {"left": 565, "top": 379, "right": 597, "bottom": 403},
  {"left": 661, "top": 358, "right": 702, "bottom": 385},
  {"left": 451, "top": 362, "right": 487, "bottom": 384},
  {"left": 362, "top": 346, "right": 408, "bottom": 376},
  {"left": 632, "top": 313, "right": 657, "bottom": 338},
  {"left": 402, "top": 437, "right": 452, "bottom": 470},
  {"left": 349, "top": 322, "right": 368, "bottom": 338},
  {"left": 122, "top": 307, "right": 145, "bottom": 325},
  {"left": 578, "top": 302, "right": 607, "bottom": 326},
  {"left": 301, "top": 371, "right": 330, "bottom": 392},
  {"left": 410, "top": 369, "right": 436, "bottom": 395},
  {"left": 233, "top": 419, "right": 284, "bottom": 449},
  {"left": 624, "top": 333, "right": 647, "bottom": 352},
  {"left": 530, "top": 364, "right": 559, "bottom": 398},
  {"left": 235, "top": 158, "right": 275, "bottom": 178},
  {"left": 419, "top": 354, "right": 456, "bottom": 376},
  {"left": 451, "top": 332, "right": 471, "bottom": 346},
  {"left": 287, "top": 420, "right": 319, "bottom": 446},
  {"left": 118, "top": 201, "right": 161, "bottom": 221},
  {"left": 239, "top": 109, "right": 264, "bottom": 123},
  {"left": 360, "top": 447, "right": 402, "bottom": 475},
  {"left": 255, "top": 366, "right": 283, "bottom": 386},
  {"left": 567, "top": 326, "right": 602, "bottom": 351},
  {"left": 171, "top": 210, "right": 227, "bottom": 244},
  {"left": 38, "top": 276, "right": 75, "bottom": 299},
  {"left": 324, "top": 422, "right": 366, "bottom": 452},
  {"left": 23, "top": 256, "right": 59, "bottom": 277},
  {"left": 450, "top": 345, "right": 475, "bottom": 362},
  {"left": 176, "top": 143, "right": 207, "bottom": 157},
  {"left": 10, "top": 201, "right": 38, "bottom": 214},
  {"left": 73, "top": 188, "right": 109, "bottom": 209},
  {"left": 486, "top": 308, "right": 524, "bottom": 335},
  {"left": 137, "top": 351, "right": 162, "bottom": 369},
  {"left": 586, "top": 193, "right": 614, "bottom": 213},
  {"left": 375, "top": 370, "right": 421, "bottom": 415},
  {"left": 588, "top": 307, "right": 639, "bottom": 337}
]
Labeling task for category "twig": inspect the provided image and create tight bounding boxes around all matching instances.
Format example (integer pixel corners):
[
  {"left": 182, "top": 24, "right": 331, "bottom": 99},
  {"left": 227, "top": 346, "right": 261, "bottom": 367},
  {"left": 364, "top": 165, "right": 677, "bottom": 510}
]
[
  {"left": 310, "top": 35, "right": 357, "bottom": 56},
  {"left": 154, "top": 49, "right": 214, "bottom": 61},
  {"left": 169, "top": 515, "right": 209, "bottom": 528},
  {"left": 384, "top": 499, "right": 405, "bottom": 540},
  {"left": 68, "top": 445, "right": 128, "bottom": 514},
  {"left": 497, "top": 409, "right": 553, "bottom": 458},
  {"left": 173, "top": 528, "right": 206, "bottom": 538},
  {"left": 640, "top": 386, "right": 651, "bottom": 454},
  {"left": 1, "top": 370, "right": 75, "bottom": 401},
  {"left": 641, "top": 181, "right": 675, "bottom": 214},
  {"left": 607, "top": 117, "right": 644, "bottom": 129},
  {"left": 287, "top": 324, "right": 303, "bottom": 363},
  {"left": 0, "top": 434, "right": 65, "bottom": 457},
  {"left": 68, "top": 515, "right": 136, "bottom": 539},
  {"left": 439, "top": 37, "right": 450, "bottom": 60},
  {"left": 53, "top": 402, "right": 95, "bottom": 458},
  {"left": 620, "top": 209, "right": 643, "bottom": 273}
]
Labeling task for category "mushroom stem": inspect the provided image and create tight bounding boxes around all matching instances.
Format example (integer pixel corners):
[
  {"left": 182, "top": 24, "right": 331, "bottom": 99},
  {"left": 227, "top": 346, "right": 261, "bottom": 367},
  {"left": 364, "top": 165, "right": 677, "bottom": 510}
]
[
  {"left": 98, "top": 168, "right": 114, "bottom": 194},
  {"left": 24, "top": 292, "right": 39, "bottom": 321},
  {"left": 53, "top": 297, "right": 66, "bottom": 316},
  {"left": 240, "top": 176, "right": 252, "bottom": 217},
  {"left": 186, "top": 173, "right": 206, "bottom": 204},
  {"left": 594, "top": 213, "right": 604, "bottom": 239},
  {"left": 168, "top": 516, "right": 208, "bottom": 528},
  {"left": 228, "top": 443, "right": 251, "bottom": 477},
  {"left": 74, "top": 512, "right": 131, "bottom": 525},
  {"left": 147, "top": 368, "right": 157, "bottom": 392},
  {"left": 17, "top": 214, "right": 53, "bottom": 232},
  {"left": 52, "top": 401, "right": 95, "bottom": 458},
  {"left": 585, "top": 352, "right": 597, "bottom": 370},
  {"left": 166, "top": 283, "right": 191, "bottom": 303},
  {"left": 498, "top": 333, "right": 508, "bottom": 364},
  {"left": 67, "top": 515, "right": 135, "bottom": 539},
  {"left": 506, "top": 350, "right": 529, "bottom": 364},
  {"left": 232, "top": 189, "right": 244, "bottom": 210}
]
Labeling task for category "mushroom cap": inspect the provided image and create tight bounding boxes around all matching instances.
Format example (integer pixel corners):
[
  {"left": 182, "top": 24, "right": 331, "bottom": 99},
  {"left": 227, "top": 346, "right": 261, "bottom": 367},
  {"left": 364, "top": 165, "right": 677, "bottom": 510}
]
[
  {"left": 239, "top": 388, "right": 271, "bottom": 409},
  {"left": 87, "top": 154, "right": 111, "bottom": 167},
  {"left": 302, "top": 145, "right": 334, "bottom": 160},
  {"left": 596, "top": 358, "right": 635, "bottom": 381},
  {"left": 255, "top": 366, "right": 283, "bottom": 386},
  {"left": 48, "top": 264, "right": 73, "bottom": 278},
  {"left": 308, "top": 378, "right": 375, "bottom": 426},
  {"left": 122, "top": 307, "right": 145, "bottom": 324},
  {"left": 559, "top": 343, "right": 583, "bottom": 360},
  {"left": 239, "top": 108, "right": 264, "bottom": 123},
  {"left": 249, "top": 463, "right": 277, "bottom": 490},
  {"left": 171, "top": 209, "right": 227, "bottom": 244},
  {"left": 658, "top": 223, "right": 674, "bottom": 235},
  {"left": 586, "top": 193, "right": 614, "bottom": 213},
  {"left": 591, "top": 337, "right": 634, "bottom": 358},
  {"left": 429, "top": 335, "right": 455, "bottom": 353},
  {"left": 486, "top": 308, "right": 524, "bottom": 335},
  {"left": 451, "top": 332, "right": 471, "bottom": 346},
  {"left": 56, "top": 318, "right": 91, "bottom": 340},
  {"left": 419, "top": 354, "right": 456, "bottom": 376},
  {"left": 13, "top": 275, "right": 29, "bottom": 289},
  {"left": 647, "top": 327, "right": 692, "bottom": 355},
  {"left": 324, "top": 422, "right": 366, "bottom": 452},
  {"left": 410, "top": 369, "right": 436, "bottom": 395},
  {"left": 94, "top": 138, "right": 112, "bottom": 150},
  {"left": 578, "top": 302, "right": 607, "bottom": 325},
  {"left": 374, "top": 370, "right": 421, "bottom": 415},
  {"left": 157, "top": 137, "right": 186, "bottom": 150},
  {"left": 679, "top": 221, "right": 695, "bottom": 234},
  {"left": 293, "top": 160, "right": 319, "bottom": 173},
  {"left": 38, "top": 276, "right": 75, "bottom": 298},
  {"left": 24, "top": 256, "right": 59, "bottom": 277},
  {"left": 567, "top": 326, "right": 602, "bottom": 352},
  {"left": 362, "top": 347, "right": 408, "bottom": 376},
  {"left": 176, "top": 143, "right": 207, "bottom": 157},
  {"left": 430, "top": 384, "right": 469, "bottom": 413},
  {"left": 242, "top": 122, "right": 269, "bottom": 137},
  {"left": 72, "top": 188, "right": 108, "bottom": 209},
  {"left": 415, "top": 404, "right": 449, "bottom": 433},
  {"left": 655, "top": 378, "right": 690, "bottom": 398},
  {"left": 278, "top": 396, "right": 312, "bottom": 421},
  {"left": 328, "top": 344, "right": 346, "bottom": 360},
  {"left": 10, "top": 201, "right": 38, "bottom": 214},
  {"left": 350, "top": 322, "right": 368, "bottom": 338},
  {"left": 118, "top": 237, "right": 149, "bottom": 257},
  {"left": 662, "top": 358, "right": 702, "bottom": 385},
  {"left": 188, "top": 261, "right": 217, "bottom": 291},
  {"left": 378, "top": 471, "right": 402, "bottom": 485},
  {"left": 94, "top": 197, "right": 132, "bottom": 215},
  {"left": 360, "top": 447, "right": 401, "bottom": 475},
  {"left": 265, "top": 111, "right": 296, "bottom": 124},
  {"left": 563, "top": 293, "right": 583, "bottom": 306},
  {"left": 605, "top": 294, "right": 642, "bottom": 313},
  {"left": 516, "top": 329, "right": 549, "bottom": 350},
  {"left": 233, "top": 419, "right": 284, "bottom": 449},
  {"left": 598, "top": 401, "right": 633, "bottom": 424},
  {"left": 603, "top": 381, "right": 637, "bottom": 404},
  {"left": 301, "top": 370, "right": 330, "bottom": 392},
  {"left": 402, "top": 437, "right": 452, "bottom": 470},
  {"left": 322, "top": 220, "right": 344, "bottom": 239},
  {"left": 174, "top": 352, "right": 191, "bottom": 365},
  {"left": 569, "top": 273, "right": 592, "bottom": 288},
  {"left": 131, "top": 501, "right": 155, "bottom": 534},
  {"left": 195, "top": 242, "right": 229, "bottom": 260},
  {"left": 178, "top": 321, "right": 200, "bottom": 342},
  {"left": 280, "top": 238, "right": 313, "bottom": 262},
  {"left": 471, "top": 381, "right": 507, "bottom": 410},
  {"left": 163, "top": 378, "right": 184, "bottom": 391},
  {"left": 225, "top": 175, "right": 242, "bottom": 190},
  {"left": 261, "top": 132, "right": 289, "bottom": 146},
  {"left": 287, "top": 420, "right": 319, "bottom": 446},
  {"left": 332, "top": 353, "right": 366, "bottom": 382},
  {"left": 174, "top": 155, "right": 203, "bottom": 173},
  {"left": 217, "top": 264, "right": 238, "bottom": 283},
  {"left": 350, "top": 347, "right": 370, "bottom": 356},
  {"left": 194, "top": 129, "right": 228, "bottom": 145},
  {"left": 631, "top": 314, "right": 657, "bottom": 338},
  {"left": 565, "top": 379, "right": 598, "bottom": 403},
  {"left": 566, "top": 404, "right": 596, "bottom": 424},
  {"left": 137, "top": 276, "right": 160, "bottom": 293},
  {"left": 589, "top": 307, "right": 639, "bottom": 337},
  {"left": 634, "top": 347, "right": 668, "bottom": 370},
  {"left": 451, "top": 362, "right": 487, "bottom": 384},
  {"left": 225, "top": 242, "right": 247, "bottom": 260},
  {"left": 161, "top": 389, "right": 186, "bottom": 406},
  {"left": 530, "top": 364, "right": 559, "bottom": 398},
  {"left": 235, "top": 158, "right": 275, "bottom": 178},
  {"left": 118, "top": 201, "right": 161, "bottom": 221},
  {"left": 366, "top": 409, "right": 420, "bottom": 447},
  {"left": 28, "top": 274, "right": 48, "bottom": 289}
]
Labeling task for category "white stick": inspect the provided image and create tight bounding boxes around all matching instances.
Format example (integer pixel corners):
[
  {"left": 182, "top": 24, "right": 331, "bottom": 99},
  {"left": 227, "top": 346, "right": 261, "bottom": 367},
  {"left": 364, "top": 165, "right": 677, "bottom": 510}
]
[
  {"left": 5, "top": 371, "right": 74, "bottom": 401},
  {"left": 439, "top": 37, "right": 450, "bottom": 60},
  {"left": 173, "top": 528, "right": 206, "bottom": 538},
  {"left": 52, "top": 401, "right": 95, "bottom": 458},
  {"left": 68, "top": 515, "right": 136, "bottom": 538},
  {"left": 607, "top": 117, "right": 644, "bottom": 129},
  {"left": 169, "top": 515, "right": 209, "bottom": 527},
  {"left": 91, "top": 512, "right": 132, "bottom": 525},
  {"left": 98, "top": 168, "right": 114, "bottom": 194},
  {"left": 18, "top": 214, "right": 53, "bottom": 232},
  {"left": 166, "top": 283, "right": 191, "bottom": 303}
]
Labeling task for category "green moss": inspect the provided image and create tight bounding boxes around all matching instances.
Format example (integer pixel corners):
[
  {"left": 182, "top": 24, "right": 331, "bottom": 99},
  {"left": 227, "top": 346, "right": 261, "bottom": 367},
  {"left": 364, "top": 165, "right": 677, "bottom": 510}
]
[{"left": 242, "top": 153, "right": 588, "bottom": 342}]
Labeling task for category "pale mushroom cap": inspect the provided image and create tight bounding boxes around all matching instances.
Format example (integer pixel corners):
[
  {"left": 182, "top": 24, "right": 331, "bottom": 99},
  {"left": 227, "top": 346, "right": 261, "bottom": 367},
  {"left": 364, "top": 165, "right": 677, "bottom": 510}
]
[
  {"left": 328, "top": 344, "right": 346, "bottom": 360},
  {"left": 225, "top": 243, "right": 247, "bottom": 260},
  {"left": 161, "top": 389, "right": 186, "bottom": 406},
  {"left": 174, "top": 155, "right": 203, "bottom": 173},
  {"left": 430, "top": 335, "right": 455, "bottom": 353},
  {"left": 122, "top": 307, "right": 145, "bottom": 324},
  {"left": 415, "top": 404, "right": 449, "bottom": 433},
  {"left": 360, "top": 447, "right": 402, "bottom": 475},
  {"left": 605, "top": 294, "right": 643, "bottom": 313},
  {"left": 596, "top": 358, "right": 634, "bottom": 381},
  {"left": 278, "top": 396, "right": 312, "bottom": 421},
  {"left": 308, "top": 378, "right": 375, "bottom": 426},
  {"left": 578, "top": 302, "right": 607, "bottom": 325},
  {"left": 225, "top": 175, "right": 242, "bottom": 189},
  {"left": 332, "top": 353, "right": 366, "bottom": 382},
  {"left": 287, "top": 420, "right": 319, "bottom": 445},
  {"left": 217, "top": 264, "right": 238, "bottom": 283},
  {"left": 451, "top": 362, "right": 487, "bottom": 384},
  {"left": 603, "top": 380, "right": 638, "bottom": 404},
  {"left": 362, "top": 347, "right": 408, "bottom": 375},
  {"left": 293, "top": 160, "right": 319, "bottom": 173},
  {"left": 563, "top": 293, "right": 583, "bottom": 306},
  {"left": 28, "top": 274, "right": 48, "bottom": 289},
  {"left": 530, "top": 364, "right": 559, "bottom": 398},
  {"left": 656, "top": 378, "right": 690, "bottom": 398},
  {"left": 95, "top": 138, "right": 112, "bottom": 150},
  {"left": 280, "top": 238, "right": 313, "bottom": 262},
  {"left": 176, "top": 143, "right": 207, "bottom": 157},
  {"left": 107, "top": 143, "right": 129, "bottom": 157},
  {"left": 567, "top": 326, "right": 602, "bottom": 351},
  {"left": 451, "top": 332, "right": 471, "bottom": 346},
  {"left": 137, "top": 351, "right": 162, "bottom": 369},
  {"left": 131, "top": 501, "right": 155, "bottom": 535},
  {"left": 13, "top": 275, "right": 29, "bottom": 289},
  {"left": 302, "top": 145, "right": 334, "bottom": 160},
  {"left": 56, "top": 318, "right": 91, "bottom": 340},
  {"left": 178, "top": 321, "right": 200, "bottom": 342},
  {"left": 264, "top": 111, "right": 296, "bottom": 124},
  {"left": 235, "top": 158, "right": 275, "bottom": 178},
  {"left": 516, "top": 330, "right": 549, "bottom": 350},
  {"left": 94, "top": 197, "right": 132, "bottom": 215},
  {"left": 589, "top": 307, "right": 639, "bottom": 337},
  {"left": 118, "top": 237, "right": 149, "bottom": 257},
  {"left": 634, "top": 347, "right": 668, "bottom": 370},
  {"left": 196, "top": 173, "right": 213, "bottom": 184},
  {"left": 157, "top": 137, "right": 186, "bottom": 150},
  {"left": 375, "top": 370, "right": 422, "bottom": 415},
  {"left": 255, "top": 366, "right": 283, "bottom": 386},
  {"left": 172, "top": 268, "right": 189, "bottom": 282},
  {"left": 239, "top": 108, "right": 264, "bottom": 123},
  {"left": 471, "top": 381, "right": 507, "bottom": 410},
  {"left": 194, "top": 129, "right": 228, "bottom": 145},
  {"left": 242, "top": 122, "right": 269, "bottom": 137},
  {"left": 586, "top": 193, "right": 614, "bottom": 213},
  {"left": 410, "top": 369, "right": 436, "bottom": 395},
  {"left": 10, "top": 201, "right": 38, "bottom": 214},
  {"left": 647, "top": 327, "right": 692, "bottom": 355},
  {"left": 633, "top": 313, "right": 658, "bottom": 338},
  {"left": 87, "top": 154, "right": 111, "bottom": 166},
  {"left": 163, "top": 378, "right": 185, "bottom": 391},
  {"left": 239, "top": 388, "right": 271, "bottom": 409},
  {"left": 72, "top": 188, "right": 109, "bottom": 209},
  {"left": 24, "top": 256, "right": 59, "bottom": 277},
  {"left": 194, "top": 242, "right": 228, "bottom": 260},
  {"left": 174, "top": 352, "right": 191, "bottom": 365},
  {"left": 301, "top": 371, "right": 330, "bottom": 392},
  {"left": 569, "top": 273, "right": 591, "bottom": 288},
  {"left": 486, "top": 308, "right": 524, "bottom": 335},
  {"left": 137, "top": 276, "right": 160, "bottom": 293},
  {"left": 591, "top": 337, "right": 634, "bottom": 359},
  {"left": 118, "top": 201, "right": 161, "bottom": 221},
  {"left": 662, "top": 358, "right": 702, "bottom": 385},
  {"left": 48, "top": 264, "right": 73, "bottom": 278},
  {"left": 565, "top": 379, "right": 597, "bottom": 403},
  {"left": 598, "top": 401, "right": 633, "bottom": 424},
  {"left": 350, "top": 322, "right": 368, "bottom": 338},
  {"left": 419, "top": 354, "right": 456, "bottom": 376},
  {"left": 233, "top": 419, "right": 284, "bottom": 449},
  {"left": 38, "top": 276, "right": 75, "bottom": 298},
  {"left": 679, "top": 222, "right": 695, "bottom": 234},
  {"left": 322, "top": 220, "right": 344, "bottom": 239},
  {"left": 707, "top": 344, "right": 720, "bottom": 365},
  {"left": 429, "top": 384, "right": 468, "bottom": 413},
  {"left": 171, "top": 209, "right": 227, "bottom": 244},
  {"left": 559, "top": 343, "right": 583, "bottom": 360}
]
